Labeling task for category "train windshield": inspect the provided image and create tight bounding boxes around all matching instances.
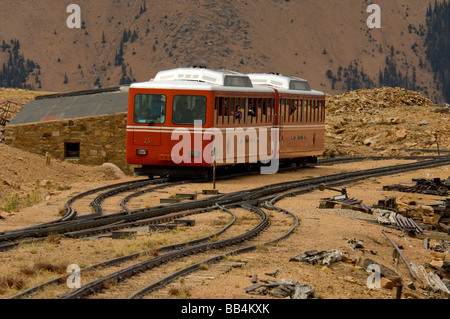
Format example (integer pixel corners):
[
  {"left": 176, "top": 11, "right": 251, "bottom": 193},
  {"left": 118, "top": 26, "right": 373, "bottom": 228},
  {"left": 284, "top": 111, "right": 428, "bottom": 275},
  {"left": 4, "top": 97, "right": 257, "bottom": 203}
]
[
  {"left": 134, "top": 94, "right": 166, "bottom": 124},
  {"left": 172, "top": 95, "right": 207, "bottom": 125}
]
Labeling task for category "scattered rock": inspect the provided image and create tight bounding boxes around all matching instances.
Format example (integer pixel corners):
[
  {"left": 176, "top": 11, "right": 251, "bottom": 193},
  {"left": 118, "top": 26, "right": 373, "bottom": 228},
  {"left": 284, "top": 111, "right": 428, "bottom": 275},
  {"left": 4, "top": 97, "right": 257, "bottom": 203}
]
[
  {"left": 348, "top": 239, "right": 365, "bottom": 252},
  {"left": 362, "top": 258, "right": 398, "bottom": 277},
  {"left": 407, "top": 282, "right": 416, "bottom": 290},
  {"left": 40, "top": 180, "right": 52, "bottom": 188},
  {"left": 374, "top": 209, "right": 397, "bottom": 225},
  {"left": 0, "top": 211, "right": 13, "bottom": 219},
  {"left": 363, "top": 134, "right": 383, "bottom": 147}
]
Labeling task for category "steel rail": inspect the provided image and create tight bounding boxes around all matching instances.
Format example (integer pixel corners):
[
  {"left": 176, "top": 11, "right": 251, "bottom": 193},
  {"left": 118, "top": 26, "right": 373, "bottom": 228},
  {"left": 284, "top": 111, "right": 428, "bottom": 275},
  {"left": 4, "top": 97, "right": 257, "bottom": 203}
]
[
  {"left": 59, "top": 204, "right": 268, "bottom": 299},
  {"left": 0, "top": 178, "right": 164, "bottom": 238},
  {"left": 7, "top": 158, "right": 449, "bottom": 298},
  {"left": 1, "top": 157, "right": 449, "bottom": 245},
  {"left": 382, "top": 230, "right": 417, "bottom": 280},
  {"left": 0, "top": 155, "right": 440, "bottom": 240},
  {"left": 128, "top": 204, "right": 297, "bottom": 299},
  {"left": 9, "top": 205, "right": 237, "bottom": 299},
  {"left": 127, "top": 157, "right": 450, "bottom": 298},
  {"left": 119, "top": 180, "right": 189, "bottom": 213},
  {"left": 89, "top": 178, "right": 172, "bottom": 216}
]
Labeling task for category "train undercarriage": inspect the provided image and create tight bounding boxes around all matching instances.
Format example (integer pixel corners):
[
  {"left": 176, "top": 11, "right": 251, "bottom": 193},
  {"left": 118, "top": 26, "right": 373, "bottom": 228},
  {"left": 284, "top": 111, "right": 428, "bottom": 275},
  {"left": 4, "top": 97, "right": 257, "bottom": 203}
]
[{"left": 134, "top": 156, "right": 318, "bottom": 180}]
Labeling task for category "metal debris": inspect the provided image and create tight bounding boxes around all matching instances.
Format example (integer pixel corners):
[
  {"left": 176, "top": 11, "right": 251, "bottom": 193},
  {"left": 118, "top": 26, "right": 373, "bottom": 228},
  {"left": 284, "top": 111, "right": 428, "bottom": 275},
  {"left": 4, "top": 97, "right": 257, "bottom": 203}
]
[
  {"left": 265, "top": 269, "right": 279, "bottom": 278},
  {"left": 382, "top": 230, "right": 417, "bottom": 280},
  {"left": 383, "top": 177, "right": 449, "bottom": 197},
  {"left": 410, "top": 262, "right": 450, "bottom": 295},
  {"left": 290, "top": 250, "right": 343, "bottom": 266},
  {"left": 245, "top": 279, "right": 315, "bottom": 299},
  {"left": 393, "top": 213, "right": 423, "bottom": 235},
  {"left": 348, "top": 239, "right": 365, "bottom": 252}
]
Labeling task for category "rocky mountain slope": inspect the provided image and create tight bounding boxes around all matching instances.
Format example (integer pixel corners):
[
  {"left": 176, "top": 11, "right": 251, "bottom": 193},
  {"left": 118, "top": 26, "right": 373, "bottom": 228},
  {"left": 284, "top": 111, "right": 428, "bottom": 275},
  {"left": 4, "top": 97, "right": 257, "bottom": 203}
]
[
  {"left": 0, "top": 0, "right": 447, "bottom": 103},
  {"left": 324, "top": 87, "right": 450, "bottom": 157}
]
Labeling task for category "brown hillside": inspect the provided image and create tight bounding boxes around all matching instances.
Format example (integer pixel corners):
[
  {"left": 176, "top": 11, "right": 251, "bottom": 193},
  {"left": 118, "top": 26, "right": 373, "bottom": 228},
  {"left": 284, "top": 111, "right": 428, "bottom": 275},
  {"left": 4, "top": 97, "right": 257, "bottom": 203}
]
[{"left": 0, "top": 0, "right": 446, "bottom": 103}]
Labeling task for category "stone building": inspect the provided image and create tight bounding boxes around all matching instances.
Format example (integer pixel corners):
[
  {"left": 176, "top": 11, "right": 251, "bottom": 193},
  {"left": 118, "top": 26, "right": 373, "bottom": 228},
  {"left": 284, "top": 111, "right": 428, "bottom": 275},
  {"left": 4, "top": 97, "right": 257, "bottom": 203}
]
[{"left": 4, "top": 87, "right": 132, "bottom": 173}]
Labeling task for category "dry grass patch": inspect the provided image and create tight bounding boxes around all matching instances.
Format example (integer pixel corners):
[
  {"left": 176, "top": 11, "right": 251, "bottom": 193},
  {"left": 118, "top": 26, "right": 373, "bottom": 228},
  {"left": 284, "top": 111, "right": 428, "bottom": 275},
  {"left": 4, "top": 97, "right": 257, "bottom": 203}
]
[{"left": 0, "top": 275, "right": 26, "bottom": 294}]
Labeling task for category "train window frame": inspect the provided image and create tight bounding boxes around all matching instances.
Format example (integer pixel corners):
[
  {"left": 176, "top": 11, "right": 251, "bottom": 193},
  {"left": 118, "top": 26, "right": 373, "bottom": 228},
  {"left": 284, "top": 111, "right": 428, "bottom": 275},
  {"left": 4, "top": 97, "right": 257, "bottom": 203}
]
[
  {"left": 267, "top": 98, "right": 273, "bottom": 123},
  {"left": 172, "top": 95, "right": 207, "bottom": 126},
  {"left": 302, "top": 100, "right": 307, "bottom": 123},
  {"left": 247, "top": 98, "right": 257, "bottom": 124},
  {"left": 312, "top": 100, "right": 316, "bottom": 122},
  {"left": 134, "top": 94, "right": 167, "bottom": 125},
  {"left": 314, "top": 100, "right": 319, "bottom": 122},
  {"left": 217, "top": 97, "right": 226, "bottom": 125},
  {"left": 321, "top": 100, "right": 326, "bottom": 122},
  {"left": 261, "top": 98, "right": 267, "bottom": 123},
  {"left": 293, "top": 99, "right": 300, "bottom": 123},
  {"left": 318, "top": 100, "right": 322, "bottom": 122}
]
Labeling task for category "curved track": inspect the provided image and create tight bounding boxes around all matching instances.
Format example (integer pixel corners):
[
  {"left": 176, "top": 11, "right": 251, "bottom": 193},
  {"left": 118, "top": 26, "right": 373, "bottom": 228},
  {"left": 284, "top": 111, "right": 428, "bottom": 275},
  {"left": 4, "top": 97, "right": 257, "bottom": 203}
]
[{"left": 3, "top": 155, "right": 450, "bottom": 299}]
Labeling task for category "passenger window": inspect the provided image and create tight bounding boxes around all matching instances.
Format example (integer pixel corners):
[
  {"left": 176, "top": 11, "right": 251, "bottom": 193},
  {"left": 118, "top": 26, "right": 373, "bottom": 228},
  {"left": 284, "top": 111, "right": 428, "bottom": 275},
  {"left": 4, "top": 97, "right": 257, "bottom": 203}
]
[
  {"left": 134, "top": 94, "right": 166, "bottom": 124},
  {"left": 173, "top": 95, "right": 207, "bottom": 125},
  {"left": 267, "top": 98, "right": 273, "bottom": 123},
  {"left": 232, "top": 98, "right": 244, "bottom": 124},
  {"left": 303, "top": 100, "right": 308, "bottom": 123},
  {"left": 248, "top": 98, "right": 257, "bottom": 124},
  {"left": 292, "top": 99, "right": 299, "bottom": 123},
  {"left": 259, "top": 99, "right": 266, "bottom": 123},
  {"left": 288, "top": 99, "right": 297, "bottom": 123}
]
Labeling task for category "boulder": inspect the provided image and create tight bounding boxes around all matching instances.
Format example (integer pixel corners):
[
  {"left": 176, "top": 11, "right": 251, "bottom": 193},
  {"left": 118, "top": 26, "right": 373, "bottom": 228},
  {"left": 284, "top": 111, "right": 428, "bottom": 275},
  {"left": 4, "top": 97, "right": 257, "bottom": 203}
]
[
  {"left": 101, "top": 163, "right": 127, "bottom": 180},
  {"left": 362, "top": 258, "right": 398, "bottom": 277}
]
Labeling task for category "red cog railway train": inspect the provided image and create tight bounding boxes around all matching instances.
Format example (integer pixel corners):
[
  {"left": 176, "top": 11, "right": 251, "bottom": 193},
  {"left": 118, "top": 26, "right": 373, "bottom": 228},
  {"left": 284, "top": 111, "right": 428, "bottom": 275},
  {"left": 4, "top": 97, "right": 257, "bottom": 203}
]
[{"left": 126, "top": 68, "right": 325, "bottom": 178}]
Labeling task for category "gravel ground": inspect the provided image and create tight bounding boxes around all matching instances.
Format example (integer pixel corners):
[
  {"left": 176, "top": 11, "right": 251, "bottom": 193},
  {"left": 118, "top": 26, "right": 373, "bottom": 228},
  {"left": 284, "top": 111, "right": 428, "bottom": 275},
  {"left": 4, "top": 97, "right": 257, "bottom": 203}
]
[{"left": 1, "top": 158, "right": 448, "bottom": 300}]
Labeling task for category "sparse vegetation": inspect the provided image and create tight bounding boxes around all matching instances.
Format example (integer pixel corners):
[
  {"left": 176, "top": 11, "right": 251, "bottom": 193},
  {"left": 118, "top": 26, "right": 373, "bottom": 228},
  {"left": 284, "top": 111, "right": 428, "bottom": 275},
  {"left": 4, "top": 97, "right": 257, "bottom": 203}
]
[
  {"left": 199, "top": 263, "right": 209, "bottom": 271},
  {"left": 1, "top": 180, "right": 41, "bottom": 212}
]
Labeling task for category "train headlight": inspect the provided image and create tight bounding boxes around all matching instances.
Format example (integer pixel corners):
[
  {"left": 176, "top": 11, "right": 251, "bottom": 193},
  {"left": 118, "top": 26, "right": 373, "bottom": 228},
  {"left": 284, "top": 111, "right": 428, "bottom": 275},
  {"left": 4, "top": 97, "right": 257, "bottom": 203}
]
[{"left": 136, "top": 149, "right": 148, "bottom": 156}]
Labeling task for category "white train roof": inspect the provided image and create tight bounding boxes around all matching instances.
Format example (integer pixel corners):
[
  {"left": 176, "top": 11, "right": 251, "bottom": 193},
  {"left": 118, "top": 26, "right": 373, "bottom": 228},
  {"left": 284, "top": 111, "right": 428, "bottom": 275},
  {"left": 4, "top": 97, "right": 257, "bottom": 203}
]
[
  {"left": 248, "top": 73, "right": 324, "bottom": 96},
  {"left": 131, "top": 68, "right": 323, "bottom": 96},
  {"left": 153, "top": 68, "right": 253, "bottom": 88}
]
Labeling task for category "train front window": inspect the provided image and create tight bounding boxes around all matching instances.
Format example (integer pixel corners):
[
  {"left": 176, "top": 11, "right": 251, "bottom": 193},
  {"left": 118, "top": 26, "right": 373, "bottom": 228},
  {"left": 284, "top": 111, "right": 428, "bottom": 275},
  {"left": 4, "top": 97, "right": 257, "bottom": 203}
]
[
  {"left": 173, "top": 95, "right": 207, "bottom": 125},
  {"left": 134, "top": 94, "right": 166, "bottom": 124}
]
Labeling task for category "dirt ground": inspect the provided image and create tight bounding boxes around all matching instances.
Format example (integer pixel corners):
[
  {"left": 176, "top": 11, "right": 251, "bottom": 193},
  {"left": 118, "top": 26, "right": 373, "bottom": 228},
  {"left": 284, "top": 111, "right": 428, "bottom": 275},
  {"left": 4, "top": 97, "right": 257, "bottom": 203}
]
[{"left": 0, "top": 154, "right": 448, "bottom": 300}]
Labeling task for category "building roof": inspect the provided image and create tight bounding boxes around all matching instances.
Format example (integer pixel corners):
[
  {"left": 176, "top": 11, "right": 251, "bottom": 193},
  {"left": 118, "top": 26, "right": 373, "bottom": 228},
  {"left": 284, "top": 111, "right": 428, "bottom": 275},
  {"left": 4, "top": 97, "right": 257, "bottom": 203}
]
[{"left": 9, "top": 87, "right": 129, "bottom": 125}]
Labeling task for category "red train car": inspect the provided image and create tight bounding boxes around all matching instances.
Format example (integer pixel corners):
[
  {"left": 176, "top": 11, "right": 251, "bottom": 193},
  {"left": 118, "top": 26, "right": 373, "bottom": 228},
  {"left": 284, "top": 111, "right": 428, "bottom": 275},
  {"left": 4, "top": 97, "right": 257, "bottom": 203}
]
[{"left": 126, "top": 68, "right": 325, "bottom": 178}]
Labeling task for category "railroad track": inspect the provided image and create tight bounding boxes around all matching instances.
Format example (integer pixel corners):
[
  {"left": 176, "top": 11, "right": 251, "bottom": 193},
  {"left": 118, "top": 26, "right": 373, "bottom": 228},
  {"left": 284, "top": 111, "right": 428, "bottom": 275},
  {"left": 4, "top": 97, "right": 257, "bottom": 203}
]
[
  {"left": 0, "top": 178, "right": 172, "bottom": 251},
  {"left": 3, "top": 156, "right": 450, "bottom": 299},
  {"left": 0, "top": 155, "right": 441, "bottom": 244},
  {"left": 9, "top": 205, "right": 237, "bottom": 299},
  {"left": 9, "top": 155, "right": 447, "bottom": 299},
  {"left": 126, "top": 156, "right": 450, "bottom": 299}
]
